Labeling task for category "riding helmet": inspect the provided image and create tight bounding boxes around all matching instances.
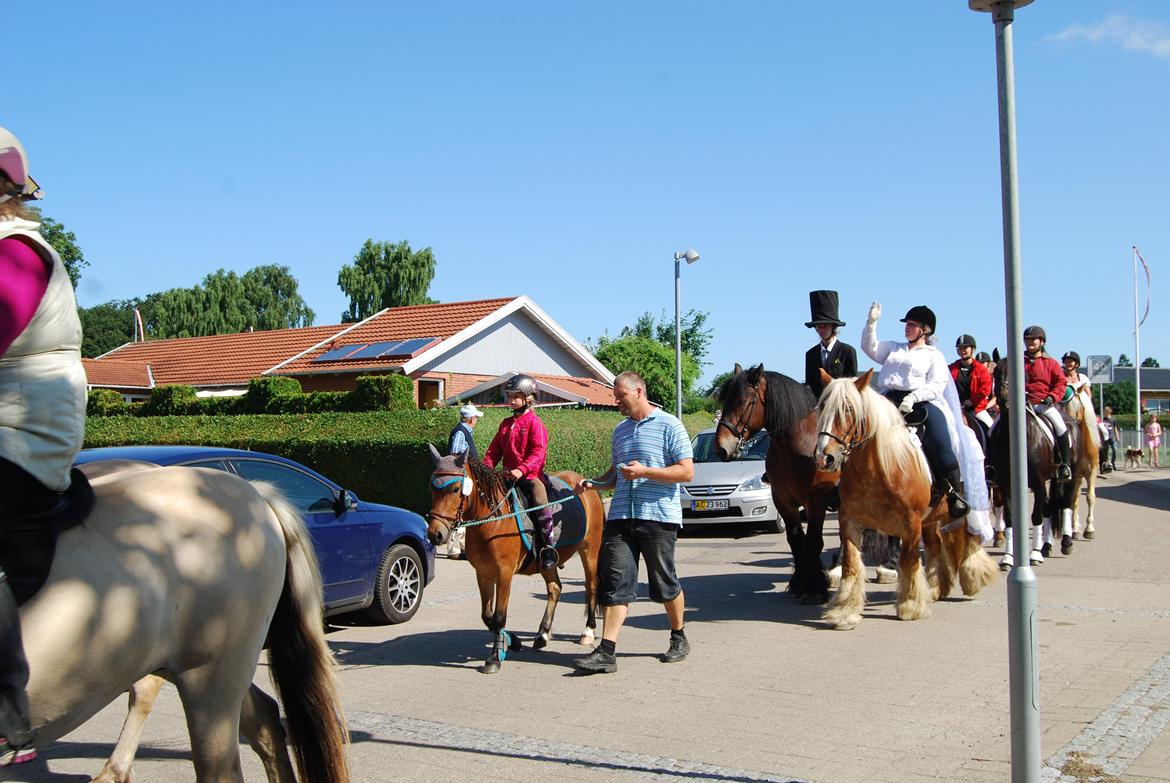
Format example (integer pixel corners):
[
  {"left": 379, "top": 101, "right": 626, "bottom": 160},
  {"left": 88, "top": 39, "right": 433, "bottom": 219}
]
[
  {"left": 976, "top": 351, "right": 991, "bottom": 364},
  {"left": 1062, "top": 351, "right": 1081, "bottom": 366},
  {"left": 955, "top": 334, "right": 977, "bottom": 349},
  {"left": 502, "top": 373, "right": 539, "bottom": 399},
  {"left": 1023, "top": 325, "right": 1046, "bottom": 341},
  {"left": 0, "top": 126, "right": 41, "bottom": 202},
  {"left": 899, "top": 305, "right": 936, "bottom": 335}
]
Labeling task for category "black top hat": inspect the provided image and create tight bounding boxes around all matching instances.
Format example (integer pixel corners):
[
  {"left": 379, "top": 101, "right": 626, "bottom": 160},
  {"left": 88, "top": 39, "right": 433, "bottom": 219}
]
[{"left": 805, "top": 290, "right": 846, "bottom": 328}]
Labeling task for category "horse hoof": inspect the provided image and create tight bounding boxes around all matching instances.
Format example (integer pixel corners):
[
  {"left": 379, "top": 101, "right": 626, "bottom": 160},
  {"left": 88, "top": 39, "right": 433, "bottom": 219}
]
[
  {"left": 509, "top": 635, "right": 525, "bottom": 652},
  {"left": 832, "top": 618, "right": 859, "bottom": 631},
  {"left": 1061, "top": 535, "right": 1073, "bottom": 555},
  {"left": 577, "top": 633, "right": 595, "bottom": 646},
  {"left": 1040, "top": 543, "right": 1052, "bottom": 558},
  {"left": 481, "top": 660, "right": 501, "bottom": 674},
  {"left": 1071, "top": 531, "right": 1080, "bottom": 540},
  {"left": 993, "top": 532, "right": 1006, "bottom": 547},
  {"left": 999, "top": 561, "right": 1011, "bottom": 572},
  {"left": 1084, "top": 529, "right": 1094, "bottom": 540},
  {"left": 1029, "top": 550, "right": 1044, "bottom": 565},
  {"left": 531, "top": 635, "right": 547, "bottom": 650},
  {"left": 874, "top": 566, "right": 898, "bottom": 584},
  {"left": 801, "top": 591, "right": 828, "bottom": 606}
]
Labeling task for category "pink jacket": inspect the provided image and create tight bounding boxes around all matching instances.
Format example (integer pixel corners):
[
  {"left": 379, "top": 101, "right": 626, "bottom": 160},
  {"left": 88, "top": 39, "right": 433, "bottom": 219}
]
[{"left": 483, "top": 408, "right": 548, "bottom": 479}]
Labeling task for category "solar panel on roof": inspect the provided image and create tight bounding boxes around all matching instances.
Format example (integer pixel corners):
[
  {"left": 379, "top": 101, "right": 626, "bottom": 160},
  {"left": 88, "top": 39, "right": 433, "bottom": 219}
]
[
  {"left": 380, "top": 337, "right": 439, "bottom": 358},
  {"left": 311, "top": 344, "right": 367, "bottom": 363},
  {"left": 346, "top": 341, "right": 402, "bottom": 360}
]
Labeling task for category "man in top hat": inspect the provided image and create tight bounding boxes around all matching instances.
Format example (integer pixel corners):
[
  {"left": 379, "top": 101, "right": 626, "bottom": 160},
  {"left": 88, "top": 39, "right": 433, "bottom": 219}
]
[{"left": 804, "top": 290, "right": 858, "bottom": 398}]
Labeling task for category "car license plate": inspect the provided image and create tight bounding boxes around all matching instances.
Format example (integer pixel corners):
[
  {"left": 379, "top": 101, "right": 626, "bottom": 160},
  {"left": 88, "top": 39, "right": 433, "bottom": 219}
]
[{"left": 692, "top": 500, "right": 729, "bottom": 511}]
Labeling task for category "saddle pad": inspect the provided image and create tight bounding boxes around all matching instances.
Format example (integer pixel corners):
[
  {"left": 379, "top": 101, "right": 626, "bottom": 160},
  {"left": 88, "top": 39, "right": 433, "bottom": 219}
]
[
  {"left": 1025, "top": 406, "right": 1056, "bottom": 448},
  {"left": 511, "top": 475, "right": 587, "bottom": 554},
  {"left": 2, "top": 467, "right": 95, "bottom": 605}
]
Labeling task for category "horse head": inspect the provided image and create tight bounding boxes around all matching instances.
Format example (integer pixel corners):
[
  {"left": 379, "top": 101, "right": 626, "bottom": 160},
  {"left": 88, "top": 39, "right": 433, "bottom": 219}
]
[
  {"left": 715, "top": 362, "right": 767, "bottom": 460},
  {"left": 426, "top": 443, "right": 471, "bottom": 546},
  {"left": 814, "top": 370, "right": 873, "bottom": 472}
]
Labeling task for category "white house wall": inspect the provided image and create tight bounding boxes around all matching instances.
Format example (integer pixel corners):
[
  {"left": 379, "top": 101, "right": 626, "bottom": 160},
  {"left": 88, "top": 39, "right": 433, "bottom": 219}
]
[{"left": 418, "top": 311, "right": 593, "bottom": 377}]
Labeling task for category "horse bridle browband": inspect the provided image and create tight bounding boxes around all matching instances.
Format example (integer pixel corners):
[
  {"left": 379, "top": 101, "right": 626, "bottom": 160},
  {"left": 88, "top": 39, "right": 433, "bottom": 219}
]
[
  {"left": 717, "top": 382, "right": 765, "bottom": 454},
  {"left": 429, "top": 470, "right": 468, "bottom": 529}
]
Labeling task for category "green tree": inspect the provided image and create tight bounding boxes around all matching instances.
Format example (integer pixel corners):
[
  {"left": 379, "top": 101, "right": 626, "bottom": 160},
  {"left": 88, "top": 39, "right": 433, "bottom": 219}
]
[
  {"left": 1117, "top": 354, "right": 1133, "bottom": 367},
  {"left": 1141, "top": 356, "right": 1160, "bottom": 368},
  {"left": 28, "top": 207, "right": 87, "bottom": 288},
  {"left": 78, "top": 300, "right": 137, "bottom": 357},
  {"left": 618, "top": 309, "right": 714, "bottom": 365},
  {"left": 594, "top": 335, "right": 699, "bottom": 410},
  {"left": 1102, "top": 380, "right": 1136, "bottom": 416},
  {"left": 338, "top": 239, "right": 437, "bottom": 322},
  {"left": 705, "top": 369, "right": 736, "bottom": 398},
  {"left": 242, "top": 265, "right": 315, "bottom": 331}
]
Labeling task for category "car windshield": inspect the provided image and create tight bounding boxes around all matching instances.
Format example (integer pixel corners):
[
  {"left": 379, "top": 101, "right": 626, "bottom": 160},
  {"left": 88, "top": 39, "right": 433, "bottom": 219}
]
[{"left": 690, "top": 432, "right": 769, "bottom": 463}]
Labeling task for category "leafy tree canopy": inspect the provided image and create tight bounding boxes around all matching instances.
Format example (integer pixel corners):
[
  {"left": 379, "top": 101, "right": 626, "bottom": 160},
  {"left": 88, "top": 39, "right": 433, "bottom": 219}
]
[
  {"left": 615, "top": 309, "right": 713, "bottom": 365},
  {"left": 1102, "top": 380, "right": 1136, "bottom": 416},
  {"left": 594, "top": 335, "right": 699, "bottom": 411},
  {"left": 338, "top": 239, "right": 437, "bottom": 322},
  {"left": 28, "top": 207, "right": 87, "bottom": 288},
  {"left": 1141, "top": 356, "right": 1160, "bottom": 368},
  {"left": 78, "top": 299, "right": 137, "bottom": 357},
  {"left": 1117, "top": 354, "right": 1133, "bottom": 367}
]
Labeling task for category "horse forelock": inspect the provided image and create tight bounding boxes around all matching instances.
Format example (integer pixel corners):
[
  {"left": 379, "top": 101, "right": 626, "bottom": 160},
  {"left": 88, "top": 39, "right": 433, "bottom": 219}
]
[
  {"left": 819, "top": 379, "right": 920, "bottom": 478},
  {"left": 720, "top": 368, "right": 813, "bottom": 436}
]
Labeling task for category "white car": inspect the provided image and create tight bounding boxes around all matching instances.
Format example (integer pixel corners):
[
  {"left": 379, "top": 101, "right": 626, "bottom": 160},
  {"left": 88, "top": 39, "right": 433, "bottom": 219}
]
[{"left": 680, "top": 428, "right": 781, "bottom": 530}]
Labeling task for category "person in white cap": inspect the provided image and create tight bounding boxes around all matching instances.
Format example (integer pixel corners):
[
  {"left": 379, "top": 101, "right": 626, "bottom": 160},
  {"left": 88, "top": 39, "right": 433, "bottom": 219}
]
[
  {"left": 1, "top": 126, "right": 85, "bottom": 767},
  {"left": 444, "top": 403, "right": 484, "bottom": 558}
]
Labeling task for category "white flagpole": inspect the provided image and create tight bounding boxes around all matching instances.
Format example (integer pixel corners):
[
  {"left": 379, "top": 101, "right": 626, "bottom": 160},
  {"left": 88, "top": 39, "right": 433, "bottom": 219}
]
[{"left": 1134, "top": 246, "right": 1142, "bottom": 433}]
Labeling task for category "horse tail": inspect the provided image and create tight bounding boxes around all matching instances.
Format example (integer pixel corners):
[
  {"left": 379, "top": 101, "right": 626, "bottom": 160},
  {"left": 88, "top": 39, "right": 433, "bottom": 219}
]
[{"left": 254, "top": 482, "right": 351, "bottom": 783}]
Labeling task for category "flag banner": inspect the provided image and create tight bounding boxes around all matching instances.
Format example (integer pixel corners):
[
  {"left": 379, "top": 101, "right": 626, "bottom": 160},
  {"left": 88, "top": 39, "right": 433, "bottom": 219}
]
[{"left": 1136, "top": 247, "right": 1151, "bottom": 327}]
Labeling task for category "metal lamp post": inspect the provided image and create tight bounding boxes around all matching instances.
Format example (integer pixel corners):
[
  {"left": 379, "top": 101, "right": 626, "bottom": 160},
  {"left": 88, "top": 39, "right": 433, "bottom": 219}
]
[
  {"left": 673, "top": 248, "right": 700, "bottom": 418},
  {"left": 968, "top": 2, "right": 1040, "bottom": 781}
]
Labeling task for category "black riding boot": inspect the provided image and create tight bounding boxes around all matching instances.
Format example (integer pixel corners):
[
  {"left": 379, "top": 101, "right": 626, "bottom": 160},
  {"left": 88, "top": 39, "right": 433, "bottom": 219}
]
[
  {"left": 942, "top": 469, "right": 970, "bottom": 520},
  {"left": 1055, "top": 432, "right": 1073, "bottom": 482},
  {"left": 0, "top": 571, "right": 35, "bottom": 761}
]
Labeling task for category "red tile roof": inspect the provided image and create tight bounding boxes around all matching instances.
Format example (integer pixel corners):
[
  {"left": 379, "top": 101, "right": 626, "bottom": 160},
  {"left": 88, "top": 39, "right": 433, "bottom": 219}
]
[
  {"left": 275, "top": 297, "right": 516, "bottom": 376},
  {"left": 531, "top": 373, "right": 616, "bottom": 407},
  {"left": 82, "top": 358, "right": 152, "bottom": 389}
]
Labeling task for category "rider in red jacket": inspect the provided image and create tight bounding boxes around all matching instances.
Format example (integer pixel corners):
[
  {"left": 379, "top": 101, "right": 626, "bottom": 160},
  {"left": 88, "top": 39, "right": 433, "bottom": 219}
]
[
  {"left": 1022, "top": 325, "right": 1071, "bottom": 481},
  {"left": 484, "top": 374, "right": 559, "bottom": 571},
  {"left": 949, "top": 334, "right": 993, "bottom": 428}
]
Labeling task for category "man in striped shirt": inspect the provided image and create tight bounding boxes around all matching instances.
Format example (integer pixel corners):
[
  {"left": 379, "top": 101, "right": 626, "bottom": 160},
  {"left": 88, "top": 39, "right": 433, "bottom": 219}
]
[{"left": 573, "top": 371, "right": 694, "bottom": 674}]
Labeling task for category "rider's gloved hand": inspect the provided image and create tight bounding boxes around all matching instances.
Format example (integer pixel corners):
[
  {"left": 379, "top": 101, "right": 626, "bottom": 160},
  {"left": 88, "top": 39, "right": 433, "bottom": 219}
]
[
  {"left": 867, "top": 301, "right": 881, "bottom": 324},
  {"left": 898, "top": 395, "right": 916, "bottom": 414},
  {"left": 1043, "top": 395, "right": 1055, "bottom": 406}
]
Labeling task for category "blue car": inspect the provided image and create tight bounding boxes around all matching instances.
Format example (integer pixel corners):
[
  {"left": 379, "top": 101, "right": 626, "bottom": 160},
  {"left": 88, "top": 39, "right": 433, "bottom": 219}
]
[{"left": 74, "top": 445, "right": 435, "bottom": 624}]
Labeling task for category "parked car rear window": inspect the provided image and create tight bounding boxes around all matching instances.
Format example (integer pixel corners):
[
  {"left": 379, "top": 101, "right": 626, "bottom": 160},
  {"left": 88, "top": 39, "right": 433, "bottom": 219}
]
[{"left": 690, "top": 432, "right": 769, "bottom": 463}]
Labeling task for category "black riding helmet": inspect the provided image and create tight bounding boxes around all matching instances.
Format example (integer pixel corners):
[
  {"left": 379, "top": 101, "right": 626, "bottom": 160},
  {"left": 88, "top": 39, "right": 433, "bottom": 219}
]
[
  {"left": 955, "top": 334, "right": 977, "bottom": 349},
  {"left": 502, "top": 373, "right": 539, "bottom": 399},
  {"left": 1062, "top": 351, "right": 1081, "bottom": 366},
  {"left": 976, "top": 351, "right": 991, "bottom": 364},
  {"left": 1023, "top": 325, "right": 1046, "bottom": 341},
  {"left": 900, "top": 305, "right": 936, "bottom": 335}
]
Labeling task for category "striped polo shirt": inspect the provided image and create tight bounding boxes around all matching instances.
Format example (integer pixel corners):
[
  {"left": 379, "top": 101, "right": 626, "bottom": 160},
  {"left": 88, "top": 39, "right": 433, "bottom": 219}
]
[{"left": 609, "top": 407, "right": 693, "bottom": 524}]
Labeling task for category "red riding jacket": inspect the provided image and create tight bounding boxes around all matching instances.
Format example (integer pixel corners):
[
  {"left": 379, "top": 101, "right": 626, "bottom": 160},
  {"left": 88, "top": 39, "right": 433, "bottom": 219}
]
[
  {"left": 484, "top": 407, "right": 548, "bottom": 479},
  {"left": 1023, "top": 352, "right": 1066, "bottom": 405},
  {"left": 949, "top": 359, "right": 992, "bottom": 413}
]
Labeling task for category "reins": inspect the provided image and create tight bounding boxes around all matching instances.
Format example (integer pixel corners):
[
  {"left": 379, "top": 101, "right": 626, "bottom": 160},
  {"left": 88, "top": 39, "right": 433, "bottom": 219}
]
[{"left": 428, "top": 468, "right": 564, "bottom": 530}]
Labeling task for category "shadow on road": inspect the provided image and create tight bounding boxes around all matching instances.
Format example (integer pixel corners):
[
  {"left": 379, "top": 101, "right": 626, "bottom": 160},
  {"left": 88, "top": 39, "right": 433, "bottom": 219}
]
[
  {"left": 1095, "top": 475, "right": 1170, "bottom": 512},
  {"left": 1, "top": 742, "right": 192, "bottom": 783}
]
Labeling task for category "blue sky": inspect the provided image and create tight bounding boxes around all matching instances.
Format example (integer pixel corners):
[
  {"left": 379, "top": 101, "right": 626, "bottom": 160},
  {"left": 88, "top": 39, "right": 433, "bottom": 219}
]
[{"left": 12, "top": 1, "right": 1169, "bottom": 389}]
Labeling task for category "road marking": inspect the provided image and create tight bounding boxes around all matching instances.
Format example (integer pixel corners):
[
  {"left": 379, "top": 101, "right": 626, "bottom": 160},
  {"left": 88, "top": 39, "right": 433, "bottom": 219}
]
[
  {"left": 1041, "top": 649, "right": 1170, "bottom": 781},
  {"left": 346, "top": 711, "right": 801, "bottom": 782}
]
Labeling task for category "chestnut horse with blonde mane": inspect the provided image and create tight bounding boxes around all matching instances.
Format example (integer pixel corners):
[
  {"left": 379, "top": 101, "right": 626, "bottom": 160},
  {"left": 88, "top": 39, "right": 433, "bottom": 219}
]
[
  {"left": 815, "top": 371, "right": 997, "bottom": 630},
  {"left": 426, "top": 446, "right": 605, "bottom": 673}
]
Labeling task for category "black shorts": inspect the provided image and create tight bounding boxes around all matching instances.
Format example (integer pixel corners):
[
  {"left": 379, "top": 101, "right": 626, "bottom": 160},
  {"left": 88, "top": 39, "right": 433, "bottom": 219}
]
[{"left": 600, "top": 518, "right": 681, "bottom": 605}]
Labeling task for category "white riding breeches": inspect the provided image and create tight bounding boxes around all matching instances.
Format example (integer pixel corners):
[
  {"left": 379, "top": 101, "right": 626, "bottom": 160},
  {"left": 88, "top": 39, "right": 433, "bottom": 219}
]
[
  {"left": 975, "top": 409, "right": 994, "bottom": 428},
  {"left": 1036, "top": 404, "right": 1067, "bottom": 437}
]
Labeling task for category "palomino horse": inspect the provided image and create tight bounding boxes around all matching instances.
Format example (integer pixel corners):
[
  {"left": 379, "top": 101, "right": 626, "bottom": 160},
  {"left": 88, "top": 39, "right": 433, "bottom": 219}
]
[
  {"left": 713, "top": 364, "right": 835, "bottom": 603},
  {"left": 815, "top": 371, "right": 998, "bottom": 630},
  {"left": 988, "top": 359, "right": 1083, "bottom": 566},
  {"left": 19, "top": 463, "right": 349, "bottom": 782},
  {"left": 1064, "top": 391, "right": 1100, "bottom": 541},
  {"left": 426, "top": 446, "right": 604, "bottom": 673}
]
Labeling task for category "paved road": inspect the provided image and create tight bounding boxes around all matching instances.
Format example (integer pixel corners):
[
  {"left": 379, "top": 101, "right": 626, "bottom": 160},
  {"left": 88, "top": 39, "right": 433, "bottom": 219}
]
[{"left": 7, "top": 470, "right": 1170, "bottom": 783}]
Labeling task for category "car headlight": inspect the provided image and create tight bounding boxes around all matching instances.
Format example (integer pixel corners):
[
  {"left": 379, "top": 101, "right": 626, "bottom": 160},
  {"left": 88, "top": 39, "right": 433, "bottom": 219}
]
[{"left": 739, "top": 474, "right": 766, "bottom": 492}]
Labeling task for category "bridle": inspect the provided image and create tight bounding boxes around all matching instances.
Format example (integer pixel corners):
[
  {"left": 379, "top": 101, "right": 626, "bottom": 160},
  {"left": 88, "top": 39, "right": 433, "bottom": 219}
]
[
  {"left": 717, "top": 381, "right": 765, "bottom": 456},
  {"left": 428, "top": 471, "right": 468, "bottom": 531},
  {"left": 817, "top": 404, "right": 871, "bottom": 465}
]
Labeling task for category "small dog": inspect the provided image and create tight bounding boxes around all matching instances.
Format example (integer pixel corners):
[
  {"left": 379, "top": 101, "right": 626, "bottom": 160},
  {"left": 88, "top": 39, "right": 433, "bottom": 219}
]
[{"left": 1125, "top": 447, "right": 1145, "bottom": 470}]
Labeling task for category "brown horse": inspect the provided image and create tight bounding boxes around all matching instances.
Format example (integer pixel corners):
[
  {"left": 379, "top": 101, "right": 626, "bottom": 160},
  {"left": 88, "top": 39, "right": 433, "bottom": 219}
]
[
  {"left": 714, "top": 363, "right": 835, "bottom": 603},
  {"left": 1064, "top": 391, "right": 1100, "bottom": 540},
  {"left": 815, "top": 371, "right": 997, "bottom": 630},
  {"left": 426, "top": 445, "right": 604, "bottom": 673}
]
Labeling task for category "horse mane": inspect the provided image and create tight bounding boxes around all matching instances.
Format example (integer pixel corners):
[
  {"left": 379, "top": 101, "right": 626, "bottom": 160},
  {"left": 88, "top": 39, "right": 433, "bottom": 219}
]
[
  {"left": 817, "top": 378, "right": 920, "bottom": 478},
  {"left": 464, "top": 456, "right": 511, "bottom": 509},
  {"left": 718, "top": 367, "right": 815, "bottom": 436}
]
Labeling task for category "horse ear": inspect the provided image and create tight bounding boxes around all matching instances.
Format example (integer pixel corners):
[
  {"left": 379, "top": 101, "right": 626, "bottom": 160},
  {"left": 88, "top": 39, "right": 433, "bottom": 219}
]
[
  {"left": 819, "top": 368, "right": 833, "bottom": 386},
  {"left": 992, "top": 347, "right": 1001, "bottom": 363},
  {"left": 752, "top": 363, "right": 765, "bottom": 376},
  {"left": 427, "top": 443, "right": 442, "bottom": 464},
  {"left": 854, "top": 369, "right": 874, "bottom": 391},
  {"left": 734, "top": 362, "right": 743, "bottom": 375}
]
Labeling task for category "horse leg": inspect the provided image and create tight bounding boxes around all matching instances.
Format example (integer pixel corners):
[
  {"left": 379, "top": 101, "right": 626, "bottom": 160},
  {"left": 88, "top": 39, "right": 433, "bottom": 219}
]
[
  {"left": 920, "top": 520, "right": 946, "bottom": 602},
  {"left": 1083, "top": 470, "right": 1096, "bottom": 539},
  {"left": 173, "top": 661, "right": 253, "bottom": 782},
  {"left": 482, "top": 573, "right": 516, "bottom": 674},
  {"left": 239, "top": 684, "right": 296, "bottom": 783},
  {"left": 799, "top": 503, "right": 830, "bottom": 605},
  {"left": 1031, "top": 484, "right": 1047, "bottom": 564},
  {"left": 823, "top": 518, "right": 865, "bottom": 630},
  {"left": 532, "top": 569, "right": 563, "bottom": 650},
  {"left": 895, "top": 527, "right": 931, "bottom": 621},
  {"left": 577, "top": 539, "right": 599, "bottom": 646},
  {"left": 779, "top": 502, "right": 808, "bottom": 598},
  {"left": 956, "top": 528, "right": 999, "bottom": 597},
  {"left": 89, "top": 675, "right": 166, "bottom": 783}
]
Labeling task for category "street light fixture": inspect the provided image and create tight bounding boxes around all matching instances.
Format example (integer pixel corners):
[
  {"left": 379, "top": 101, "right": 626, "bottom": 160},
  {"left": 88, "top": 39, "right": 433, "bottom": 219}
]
[
  {"left": 967, "top": 2, "right": 1038, "bottom": 781},
  {"left": 673, "top": 249, "right": 700, "bottom": 418}
]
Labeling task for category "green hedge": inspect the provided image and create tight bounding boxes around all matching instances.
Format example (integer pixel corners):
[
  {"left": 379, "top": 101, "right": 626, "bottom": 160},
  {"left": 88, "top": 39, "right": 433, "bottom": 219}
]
[{"left": 84, "top": 408, "right": 712, "bottom": 514}]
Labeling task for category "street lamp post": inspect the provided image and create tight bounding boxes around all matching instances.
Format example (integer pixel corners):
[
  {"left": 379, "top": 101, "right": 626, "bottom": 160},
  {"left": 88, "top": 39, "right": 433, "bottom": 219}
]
[
  {"left": 673, "top": 249, "right": 700, "bottom": 418},
  {"left": 968, "top": 2, "right": 1039, "bottom": 781}
]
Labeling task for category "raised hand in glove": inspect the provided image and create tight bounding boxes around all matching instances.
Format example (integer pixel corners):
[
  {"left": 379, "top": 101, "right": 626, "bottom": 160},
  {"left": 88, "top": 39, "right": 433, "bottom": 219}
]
[
  {"left": 898, "top": 395, "right": 916, "bottom": 414},
  {"left": 867, "top": 301, "right": 882, "bottom": 324}
]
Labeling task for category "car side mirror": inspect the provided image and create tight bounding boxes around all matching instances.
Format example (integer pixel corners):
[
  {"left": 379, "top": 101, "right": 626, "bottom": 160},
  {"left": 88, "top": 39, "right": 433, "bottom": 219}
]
[{"left": 335, "top": 489, "right": 356, "bottom": 516}]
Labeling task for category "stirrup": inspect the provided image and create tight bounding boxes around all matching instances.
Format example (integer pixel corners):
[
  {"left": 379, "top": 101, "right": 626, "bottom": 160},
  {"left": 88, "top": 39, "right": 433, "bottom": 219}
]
[
  {"left": 539, "top": 546, "right": 559, "bottom": 570},
  {"left": 1055, "top": 463, "right": 1072, "bottom": 482}
]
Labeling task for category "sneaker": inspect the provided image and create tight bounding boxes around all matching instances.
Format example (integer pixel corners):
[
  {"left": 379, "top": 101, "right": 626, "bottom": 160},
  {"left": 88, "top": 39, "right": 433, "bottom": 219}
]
[
  {"left": 661, "top": 635, "right": 690, "bottom": 663},
  {"left": 0, "top": 738, "right": 36, "bottom": 766},
  {"left": 574, "top": 647, "right": 617, "bottom": 674}
]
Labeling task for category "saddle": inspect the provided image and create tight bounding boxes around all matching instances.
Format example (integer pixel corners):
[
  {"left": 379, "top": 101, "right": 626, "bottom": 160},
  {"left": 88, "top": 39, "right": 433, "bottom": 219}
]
[
  {"left": 1024, "top": 405, "right": 1057, "bottom": 448},
  {"left": 1, "top": 467, "right": 95, "bottom": 605},
  {"left": 508, "top": 476, "right": 587, "bottom": 557}
]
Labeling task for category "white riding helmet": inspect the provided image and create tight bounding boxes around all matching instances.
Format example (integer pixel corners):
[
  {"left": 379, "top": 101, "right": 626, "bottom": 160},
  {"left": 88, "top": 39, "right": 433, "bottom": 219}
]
[{"left": 0, "top": 127, "right": 43, "bottom": 203}]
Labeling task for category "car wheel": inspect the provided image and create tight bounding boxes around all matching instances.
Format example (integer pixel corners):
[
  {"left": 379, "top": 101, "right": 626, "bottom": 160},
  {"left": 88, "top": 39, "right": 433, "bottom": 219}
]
[{"left": 367, "top": 543, "right": 424, "bottom": 624}]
